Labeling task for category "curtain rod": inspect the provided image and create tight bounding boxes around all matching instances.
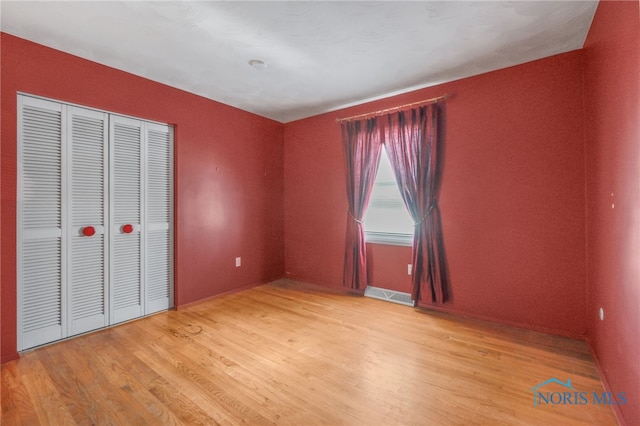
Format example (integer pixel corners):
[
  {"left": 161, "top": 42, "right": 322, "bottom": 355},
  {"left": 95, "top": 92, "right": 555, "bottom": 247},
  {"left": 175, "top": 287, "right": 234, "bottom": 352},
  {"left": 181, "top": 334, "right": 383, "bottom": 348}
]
[{"left": 335, "top": 94, "right": 449, "bottom": 123}]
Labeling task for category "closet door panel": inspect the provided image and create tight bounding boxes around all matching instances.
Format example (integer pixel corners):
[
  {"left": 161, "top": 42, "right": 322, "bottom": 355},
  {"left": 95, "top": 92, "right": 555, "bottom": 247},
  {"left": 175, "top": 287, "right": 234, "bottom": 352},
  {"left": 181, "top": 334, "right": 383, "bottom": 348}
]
[
  {"left": 68, "top": 107, "right": 109, "bottom": 335},
  {"left": 18, "top": 96, "right": 66, "bottom": 350},
  {"left": 145, "top": 124, "right": 173, "bottom": 314},
  {"left": 110, "top": 116, "right": 143, "bottom": 324}
]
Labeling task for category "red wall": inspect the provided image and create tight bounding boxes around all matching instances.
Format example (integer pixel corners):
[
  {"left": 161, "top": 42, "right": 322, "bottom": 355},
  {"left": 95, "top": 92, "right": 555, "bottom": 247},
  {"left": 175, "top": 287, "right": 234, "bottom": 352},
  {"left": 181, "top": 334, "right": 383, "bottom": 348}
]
[
  {"left": 0, "top": 33, "right": 285, "bottom": 362},
  {"left": 583, "top": 1, "right": 640, "bottom": 424},
  {"left": 284, "top": 51, "right": 588, "bottom": 338}
]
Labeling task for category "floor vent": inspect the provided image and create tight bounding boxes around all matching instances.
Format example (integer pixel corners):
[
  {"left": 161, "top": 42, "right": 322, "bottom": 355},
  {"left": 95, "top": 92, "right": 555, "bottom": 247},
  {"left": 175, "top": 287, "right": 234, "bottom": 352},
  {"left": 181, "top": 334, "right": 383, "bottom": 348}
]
[{"left": 364, "top": 286, "right": 415, "bottom": 307}]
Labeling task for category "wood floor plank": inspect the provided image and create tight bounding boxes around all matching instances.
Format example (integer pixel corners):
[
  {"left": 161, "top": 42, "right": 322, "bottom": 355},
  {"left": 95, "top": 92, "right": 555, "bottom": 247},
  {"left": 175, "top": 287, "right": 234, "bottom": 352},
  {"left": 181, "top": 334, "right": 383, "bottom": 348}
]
[
  {"left": 135, "top": 339, "right": 274, "bottom": 426},
  {"left": 18, "top": 352, "right": 76, "bottom": 425},
  {"left": 151, "top": 315, "right": 324, "bottom": 425},
  {"left": 92, "top": 328, "right": 216, "bottom": 426},
  {"left": 1, "top": 360, "right": 41, "bottom": 425},
  {"left": 2, "top": 279, "right": 619, "bottom": 425},
  {"left": 145, "top": 308, "right": 358, "bottom": 425},
  {"left": 36, "top": 336, "right": 150, "bottom": 426},
  {"left": 182, "top": 304, "right": 387, "bottom": 424},
  {"left": 82, "top": 331, "right": 185, "bottom": 426}
]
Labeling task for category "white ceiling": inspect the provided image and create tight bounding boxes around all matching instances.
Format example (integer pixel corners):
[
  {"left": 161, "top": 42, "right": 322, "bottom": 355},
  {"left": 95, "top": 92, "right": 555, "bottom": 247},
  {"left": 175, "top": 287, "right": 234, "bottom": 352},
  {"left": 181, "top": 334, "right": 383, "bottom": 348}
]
[{"left": 1, "top": 1, "right": 598, "bottom": 123}]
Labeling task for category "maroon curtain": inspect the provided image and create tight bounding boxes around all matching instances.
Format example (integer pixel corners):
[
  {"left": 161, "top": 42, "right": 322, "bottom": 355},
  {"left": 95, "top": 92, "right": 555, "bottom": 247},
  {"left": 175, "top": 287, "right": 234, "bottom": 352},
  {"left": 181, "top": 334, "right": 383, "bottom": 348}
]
[
  {"left": 340, "top": 118, "right": 382, "bottom": 290},
  {"left": 384, "top": 104, "right": 449, "bottom": 303}
]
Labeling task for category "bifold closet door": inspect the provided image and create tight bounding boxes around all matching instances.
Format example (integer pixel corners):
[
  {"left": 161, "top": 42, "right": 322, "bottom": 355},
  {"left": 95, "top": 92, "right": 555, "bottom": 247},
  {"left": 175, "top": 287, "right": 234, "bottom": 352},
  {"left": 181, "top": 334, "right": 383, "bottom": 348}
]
[
  {"left": 17, "top": 96, "right": 66, "bottom": 350},
  {"left": 18, "top": 94, "right": 173, "bottom": 350},
  {"left": 145, "top": 123, "right": 174, "bottom": 315},
  {"left": 108, "top": 118, "right": 173, "bottom": 322},
  {"left": 68, "top": 106, "right": 109, "bottom": 336},
  {"left": 18, "top": 98, "right": 110, "bottom": 349},
  {"left": 110, "top": 115, "right": 144, "bottom": 324}
]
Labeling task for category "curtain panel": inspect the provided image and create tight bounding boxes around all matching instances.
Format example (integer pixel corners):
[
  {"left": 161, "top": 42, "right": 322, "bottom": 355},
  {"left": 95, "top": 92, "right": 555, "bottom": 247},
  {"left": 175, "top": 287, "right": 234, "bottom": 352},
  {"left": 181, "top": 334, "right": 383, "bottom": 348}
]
[
  {"left": 384, "top": 105, "right": 449, "bottom": 304},
  {"left": 340, "top": 118, "right": 382, "bottom": 290}
]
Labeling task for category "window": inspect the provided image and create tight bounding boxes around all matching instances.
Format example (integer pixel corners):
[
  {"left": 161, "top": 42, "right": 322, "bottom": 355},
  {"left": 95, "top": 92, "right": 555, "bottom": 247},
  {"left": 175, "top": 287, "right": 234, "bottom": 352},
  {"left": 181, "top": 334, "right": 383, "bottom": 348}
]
[{"left": 363, "top": 145, "right": 414, "bottom": 246}]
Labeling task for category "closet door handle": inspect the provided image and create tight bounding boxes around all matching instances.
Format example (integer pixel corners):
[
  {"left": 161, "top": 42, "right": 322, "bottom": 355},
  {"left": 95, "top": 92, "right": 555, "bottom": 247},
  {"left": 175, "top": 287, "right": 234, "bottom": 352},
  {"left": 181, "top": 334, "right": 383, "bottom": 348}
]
[
  {"left": 82, "top": 226, "right": 96, "bottom": 237},
  {"left": 122, "top": 224, "right": 134, "bottom": 234}
]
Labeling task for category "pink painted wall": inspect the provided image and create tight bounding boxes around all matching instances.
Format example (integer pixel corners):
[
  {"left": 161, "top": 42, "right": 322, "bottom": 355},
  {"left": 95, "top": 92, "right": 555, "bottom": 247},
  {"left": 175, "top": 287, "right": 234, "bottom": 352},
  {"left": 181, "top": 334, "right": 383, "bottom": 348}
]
[
  {"left": 583, "top": 1, "right": 640, "bottom": 424},
  {"left": 1, "top": 33, "right": 285, "bottom": 362},
  {"left": 284, "top": 51, "right": 587, "bottom": 338}
]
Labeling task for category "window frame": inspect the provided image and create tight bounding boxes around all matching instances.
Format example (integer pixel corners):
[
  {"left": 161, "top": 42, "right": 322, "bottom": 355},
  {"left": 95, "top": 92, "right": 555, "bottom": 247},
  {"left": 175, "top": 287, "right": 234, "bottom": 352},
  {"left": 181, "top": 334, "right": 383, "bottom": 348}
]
[{"left": 363, "top": 146, "right": 414, "bottom": 247}]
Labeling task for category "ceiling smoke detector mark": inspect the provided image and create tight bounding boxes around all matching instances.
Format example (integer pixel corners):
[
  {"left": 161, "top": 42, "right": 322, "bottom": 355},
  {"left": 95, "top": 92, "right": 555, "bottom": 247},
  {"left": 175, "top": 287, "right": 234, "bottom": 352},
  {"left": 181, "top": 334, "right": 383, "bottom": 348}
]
[
  {"left": 249, "top": 59, "right": 267, "bottom": 70},
  {"left": 599, "top": 307, "right": 604, "bottom": 321}
]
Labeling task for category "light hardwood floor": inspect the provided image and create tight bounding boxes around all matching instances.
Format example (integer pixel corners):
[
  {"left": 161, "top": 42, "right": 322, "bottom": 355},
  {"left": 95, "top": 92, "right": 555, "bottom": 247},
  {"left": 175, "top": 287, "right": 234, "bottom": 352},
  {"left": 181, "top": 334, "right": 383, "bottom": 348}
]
[{"left": 2, "top": 279, "right": 618, "bottom": 425}]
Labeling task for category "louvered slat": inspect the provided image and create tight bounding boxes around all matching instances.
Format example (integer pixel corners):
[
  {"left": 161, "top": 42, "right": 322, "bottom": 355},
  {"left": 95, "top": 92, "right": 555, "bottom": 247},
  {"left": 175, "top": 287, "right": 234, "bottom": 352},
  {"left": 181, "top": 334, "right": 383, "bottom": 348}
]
[
  {"left": 22, "top": 106, "right": 62, "bottom": 230},
  {"left": 113, "top": 123, "right": 141, "bottom": 223},
  {"left": 147, "top": 129, "right": 171, "bottom": 223},
  {"left": 22, "top": 239, "right": 62, "bottom": 333},
  {"left": 112, "top": 234, "right": 142, "bottom": 314},
  {"left": 71, "top": 114, "right": 105, "bottom": 225},
  {"left": 147, "top": 231, "right": 170, "bottom": 301},
  {"left": 71, "top": 236, "right": 105, "bottom": 320}
]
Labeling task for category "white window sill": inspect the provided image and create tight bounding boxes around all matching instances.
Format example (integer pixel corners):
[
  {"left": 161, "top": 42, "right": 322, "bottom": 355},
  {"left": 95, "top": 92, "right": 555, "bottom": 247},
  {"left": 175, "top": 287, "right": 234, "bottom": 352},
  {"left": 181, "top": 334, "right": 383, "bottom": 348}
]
[{"left": 364, "top": 231, "right": 413, "bottom": 247}]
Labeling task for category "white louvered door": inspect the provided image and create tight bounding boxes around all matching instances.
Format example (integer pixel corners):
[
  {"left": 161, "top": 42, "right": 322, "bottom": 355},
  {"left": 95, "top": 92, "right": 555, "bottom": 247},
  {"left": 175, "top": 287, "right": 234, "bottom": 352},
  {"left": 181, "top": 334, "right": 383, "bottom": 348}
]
[
  {"left": 110, "top": 116, "right": 144, "bottom": 324},
  {"left": 18, "top": 95, "right": 173, "bottom": 351},
  {"left": 145, "top": 123, "right": 174, "bottom": 314},
  {"left": 68, "top": 107, "right": 109, "bottom": 335},
  {"left": 17, "top": 96, "right": 66, "bottom": 350}
]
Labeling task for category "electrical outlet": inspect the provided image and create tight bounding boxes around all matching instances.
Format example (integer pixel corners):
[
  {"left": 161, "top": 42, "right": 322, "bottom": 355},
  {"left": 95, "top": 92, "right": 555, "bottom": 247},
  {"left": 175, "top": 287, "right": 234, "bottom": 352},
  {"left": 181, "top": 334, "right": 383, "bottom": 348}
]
[
  {"left": 408, "top": 264, "right": 412, "bottom": 275},
  {"left": 235, "top": 257, "right": 241, "bottom": 267}
]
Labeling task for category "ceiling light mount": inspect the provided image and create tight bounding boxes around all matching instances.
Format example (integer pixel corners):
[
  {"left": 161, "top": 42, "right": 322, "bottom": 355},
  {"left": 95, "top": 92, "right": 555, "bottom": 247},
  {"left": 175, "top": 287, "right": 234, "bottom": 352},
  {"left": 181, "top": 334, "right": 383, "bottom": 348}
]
[{"left": 248, "top": 59, "right": 267, "bottom": 70}]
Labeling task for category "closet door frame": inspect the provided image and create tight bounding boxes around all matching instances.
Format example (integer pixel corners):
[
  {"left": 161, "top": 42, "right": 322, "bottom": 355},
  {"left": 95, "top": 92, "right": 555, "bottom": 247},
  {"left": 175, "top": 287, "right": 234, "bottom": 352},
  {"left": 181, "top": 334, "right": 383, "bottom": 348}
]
[{"left": 17, "top": 93, "right": 174, "bottom": 351}]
